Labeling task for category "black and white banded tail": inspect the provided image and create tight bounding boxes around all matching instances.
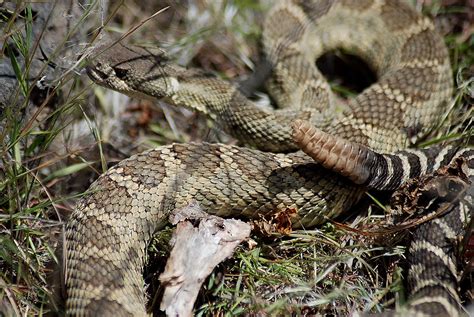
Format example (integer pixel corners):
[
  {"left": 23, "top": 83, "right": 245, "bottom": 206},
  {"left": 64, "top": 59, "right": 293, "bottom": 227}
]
[{"left": 291, "top": 120, "right": 474, "bottom": 191}]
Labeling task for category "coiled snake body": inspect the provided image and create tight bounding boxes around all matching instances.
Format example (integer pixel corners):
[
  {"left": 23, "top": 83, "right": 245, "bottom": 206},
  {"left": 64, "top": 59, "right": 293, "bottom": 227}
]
[{"left": 68, "top": 0, "right": 472, "bottom": 315}]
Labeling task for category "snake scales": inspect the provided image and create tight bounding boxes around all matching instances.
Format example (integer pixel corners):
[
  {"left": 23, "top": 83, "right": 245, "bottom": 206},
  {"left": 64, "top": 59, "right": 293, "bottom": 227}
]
[{"left": 66, "top": 0, "right": 473, "bottom": 315}]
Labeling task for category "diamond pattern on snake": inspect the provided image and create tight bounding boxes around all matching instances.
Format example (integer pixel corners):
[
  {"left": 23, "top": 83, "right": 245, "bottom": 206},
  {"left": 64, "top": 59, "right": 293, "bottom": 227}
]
[{"left": 66, "top": 1, "right": 472, "bottom": 316}]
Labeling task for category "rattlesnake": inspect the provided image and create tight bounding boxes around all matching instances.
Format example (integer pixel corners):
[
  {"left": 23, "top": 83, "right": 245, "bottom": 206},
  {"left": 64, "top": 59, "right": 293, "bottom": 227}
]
[{"left": 66, "top": 0, "right": 472, "bottom": 315}]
